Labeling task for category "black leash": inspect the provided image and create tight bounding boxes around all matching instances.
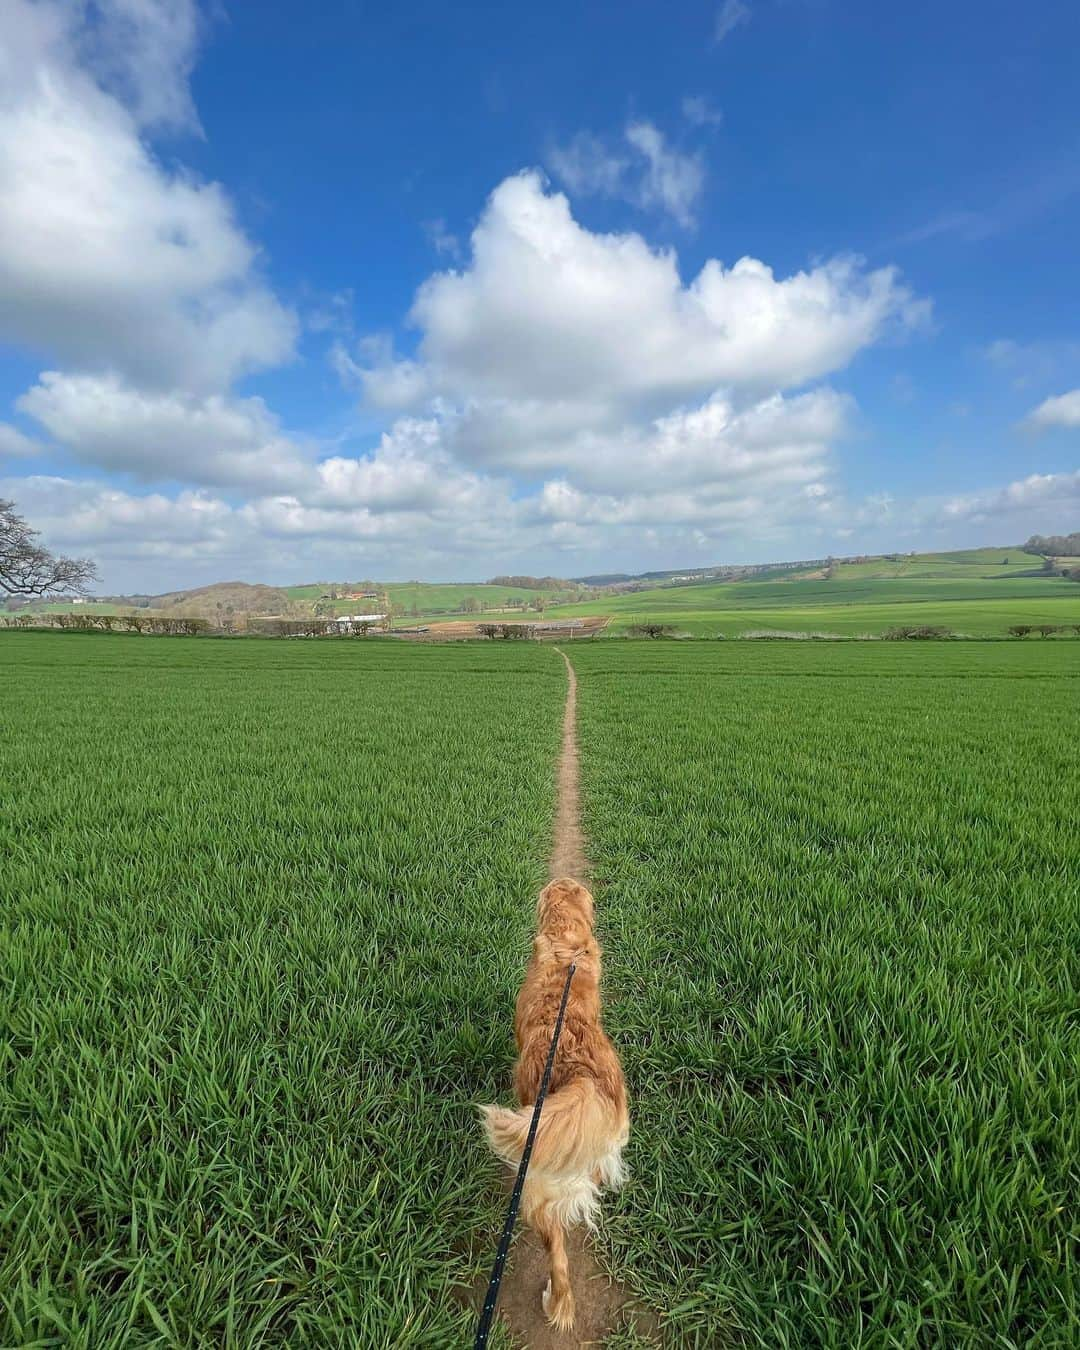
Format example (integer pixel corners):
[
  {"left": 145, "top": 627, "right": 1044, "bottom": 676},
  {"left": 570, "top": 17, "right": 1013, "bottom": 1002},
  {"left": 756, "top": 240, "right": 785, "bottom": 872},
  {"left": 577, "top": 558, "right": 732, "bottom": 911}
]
[{"left": 474, "top": 961, "right": 577, "bottom": 1349}]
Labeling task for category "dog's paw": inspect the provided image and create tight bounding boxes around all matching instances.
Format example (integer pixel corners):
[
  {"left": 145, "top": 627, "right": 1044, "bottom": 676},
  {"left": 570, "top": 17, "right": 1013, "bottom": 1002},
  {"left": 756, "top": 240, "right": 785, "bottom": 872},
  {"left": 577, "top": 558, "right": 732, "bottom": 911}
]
[{"left": 542, "top": 1278, "right": 575, "bottom": 1332}]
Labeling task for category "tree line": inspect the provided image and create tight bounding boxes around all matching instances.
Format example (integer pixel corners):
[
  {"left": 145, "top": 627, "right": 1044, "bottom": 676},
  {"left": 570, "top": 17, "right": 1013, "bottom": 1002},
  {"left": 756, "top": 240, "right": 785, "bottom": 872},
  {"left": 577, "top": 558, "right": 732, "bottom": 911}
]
[
  {"left": 1024, "top": 532, "right": 1080, "bottom": 557},
  {"left": 487, "top": 575, "right": 573, "bottom": 590},
  {"left": 1, "top": 612, "right": 390, "bottom": 638}
]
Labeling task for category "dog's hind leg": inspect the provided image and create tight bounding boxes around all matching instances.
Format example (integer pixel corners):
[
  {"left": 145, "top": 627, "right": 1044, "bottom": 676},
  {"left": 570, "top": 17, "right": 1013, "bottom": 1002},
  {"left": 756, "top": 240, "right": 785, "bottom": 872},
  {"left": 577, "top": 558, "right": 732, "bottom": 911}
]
[{"left": 532, "top": 1202, "right": 574, "bottom": 1331}]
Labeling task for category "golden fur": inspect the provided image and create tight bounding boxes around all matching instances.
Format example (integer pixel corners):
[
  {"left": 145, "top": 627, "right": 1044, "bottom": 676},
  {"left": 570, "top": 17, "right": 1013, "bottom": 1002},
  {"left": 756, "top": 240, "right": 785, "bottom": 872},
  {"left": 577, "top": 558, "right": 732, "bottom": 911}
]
[{"left": 480, "top": 878, "right": 629, "bottom": 1332}]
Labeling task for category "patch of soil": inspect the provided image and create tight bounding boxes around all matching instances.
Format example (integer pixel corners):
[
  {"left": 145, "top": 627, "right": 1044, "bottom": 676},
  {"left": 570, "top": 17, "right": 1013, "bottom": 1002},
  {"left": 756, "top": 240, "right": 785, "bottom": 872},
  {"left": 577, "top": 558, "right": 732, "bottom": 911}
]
[
  {"left": 549, "top": 648, "right": 587, "bottom": 881},
  {"left": 469, "top": 1223, "right": 659, "bottom": 1348}
]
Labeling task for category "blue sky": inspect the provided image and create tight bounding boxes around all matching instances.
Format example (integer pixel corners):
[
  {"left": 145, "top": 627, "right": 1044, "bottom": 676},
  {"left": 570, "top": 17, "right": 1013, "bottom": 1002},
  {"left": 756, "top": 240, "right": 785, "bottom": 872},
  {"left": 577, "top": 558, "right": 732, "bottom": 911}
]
[{"left": 1, "top": 0, "right": 1078, "bottom": 590}]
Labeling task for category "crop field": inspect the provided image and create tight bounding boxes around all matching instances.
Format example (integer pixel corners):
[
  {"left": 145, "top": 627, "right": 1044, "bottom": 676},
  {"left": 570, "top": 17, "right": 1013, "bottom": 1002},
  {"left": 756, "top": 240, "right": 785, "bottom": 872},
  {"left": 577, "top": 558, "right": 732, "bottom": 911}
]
[
  {"left": 284, "top": 580, "right": 571, "bottom": 618},
  {"left": 555, "top": 575, "right": 1080, "bottom": 637},
  {"left": 833, "top": 548, "right": 1043, "bottom": 580},
  {"left": 18, "top": 547, "right": 1079, "bottom": 640},
  {"left": 601, "top": 597, "right": 1080, "bottom": 638},
  {"left": 0, "top": 633, "right": 565, "bottom": 1347},
  {"left": 4, "top": 631, "right": 1078, "bottom": 1348},
  {"left": 553, "top": 569, "right": 1080, "bottom": 631},
  {"left": 568, "top": 640, "right": 1079, "bottom": 1345}
]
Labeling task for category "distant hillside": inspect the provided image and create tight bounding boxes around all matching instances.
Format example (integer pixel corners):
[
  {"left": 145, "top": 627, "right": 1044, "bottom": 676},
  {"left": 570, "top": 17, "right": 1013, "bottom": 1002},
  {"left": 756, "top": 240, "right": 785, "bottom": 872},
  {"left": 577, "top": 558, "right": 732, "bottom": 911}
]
[
  {"left": 10, "top": 540, "right": 1077, "bottom": 633},
  {"left": 114, "top": 581, "right": 291, "bottom": 615},
  {"left": 572, "top": 547, "right": 1042, "bottom": 590},
  {"left": 573, "top": 558, "right": 831, "bottom": 588}
]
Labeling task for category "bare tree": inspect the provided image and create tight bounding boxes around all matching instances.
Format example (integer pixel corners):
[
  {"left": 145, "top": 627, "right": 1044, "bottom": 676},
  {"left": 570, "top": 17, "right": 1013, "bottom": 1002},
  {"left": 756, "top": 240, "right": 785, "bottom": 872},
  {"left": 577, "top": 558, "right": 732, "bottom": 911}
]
[{"left": 0, "top": 498, "right": 97, "bottom": 598}]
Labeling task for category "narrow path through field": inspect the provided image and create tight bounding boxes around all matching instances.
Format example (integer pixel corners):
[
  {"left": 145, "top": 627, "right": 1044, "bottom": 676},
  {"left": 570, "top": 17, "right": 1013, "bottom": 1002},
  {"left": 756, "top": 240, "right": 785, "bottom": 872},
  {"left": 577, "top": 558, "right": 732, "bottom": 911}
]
[
  {"left": 549, "top": 647, "right": 587, "bottom": 881},
  {"left": 480, "top": 647, "right": 656, "bottom": 1349}
]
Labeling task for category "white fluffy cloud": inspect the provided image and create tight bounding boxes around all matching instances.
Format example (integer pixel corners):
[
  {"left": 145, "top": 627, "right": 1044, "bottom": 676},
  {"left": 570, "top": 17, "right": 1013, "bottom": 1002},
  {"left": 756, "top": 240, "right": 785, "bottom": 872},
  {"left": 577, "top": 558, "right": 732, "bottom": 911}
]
[
  {"left": 364, "top": 172, "right": 925, "bottom": 419},
  {"left": 313, "top": 418, "right": 505, "bottom": 514},
  {"left": 441, "top": 387, "right": 849, "bottom": 498},
  {"left": 1026, "top": 390, "right": 1080, "bottom": 430},
  {"left": 0, "top": 422, "right": 41, "bottom": 457},
  {"left": 19, "top": 372, "right": 312, "bottom": 493},
  {"left": 0, "top": 8, "right": 960, "bottom": 587},
  {"left": 17, "top": 370, "right": 505, "bottom": 520},
  {"left": 549, "top": 122, "right": 704, "bottom": 226},
  {"left": 312, "top": 172, "right": 928, "bottom": 566},
  {"left": 81, "top": 0, "right": 203, "bottom": 133},
  {"left": 2, "top": 467, "right": 527, "bottom": 592},
  {"left": 2, "top": 473, "right": 236, "bottom": 563},
  {"left": 939, "top": 469, "right": 1080, "bottom": 524},
  {"left": 0, "top": 0, "right": 296, "bottom": 391},
  {"left": 349, "top": 170, "right": 922, "bottom": 529}
]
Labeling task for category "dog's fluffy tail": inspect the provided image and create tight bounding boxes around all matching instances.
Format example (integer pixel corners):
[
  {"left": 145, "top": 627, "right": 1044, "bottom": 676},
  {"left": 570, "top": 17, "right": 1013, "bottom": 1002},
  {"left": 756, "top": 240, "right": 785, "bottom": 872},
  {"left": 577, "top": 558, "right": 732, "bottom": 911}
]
[{"left": 480, "top": 1078, "right": 626, "bottom": 1227}]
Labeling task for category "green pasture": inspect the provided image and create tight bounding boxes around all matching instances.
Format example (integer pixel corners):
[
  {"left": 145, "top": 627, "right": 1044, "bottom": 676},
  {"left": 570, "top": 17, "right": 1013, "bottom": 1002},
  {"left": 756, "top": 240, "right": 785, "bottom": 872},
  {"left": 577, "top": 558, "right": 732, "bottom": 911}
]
[
  {"left": 0, "top": 633, "right": 564, "bottom": 1347},
  {"left": 555, "top": 575, "right": 1080, "bottom": 636},
  {"left": 568, "top": 640, "right": 1079, "bottom": 1345},
  {"left": 3, "top": 631, "right": 1077, "bottom": 1346}
]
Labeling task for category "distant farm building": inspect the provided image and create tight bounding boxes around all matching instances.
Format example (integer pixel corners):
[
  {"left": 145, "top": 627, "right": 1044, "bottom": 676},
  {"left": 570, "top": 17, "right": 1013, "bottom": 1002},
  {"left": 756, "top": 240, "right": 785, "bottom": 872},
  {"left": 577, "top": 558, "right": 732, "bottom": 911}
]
[{"left": 333, "top": 613, "right": 387, "bottom": 633}]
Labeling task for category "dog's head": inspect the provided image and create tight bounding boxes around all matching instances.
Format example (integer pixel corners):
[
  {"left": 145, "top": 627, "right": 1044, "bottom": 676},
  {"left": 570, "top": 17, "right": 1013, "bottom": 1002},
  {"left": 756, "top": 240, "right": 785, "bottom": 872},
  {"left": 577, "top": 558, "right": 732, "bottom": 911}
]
[{"left": 537, "top": 877, "right": 595, "bottom": 950}]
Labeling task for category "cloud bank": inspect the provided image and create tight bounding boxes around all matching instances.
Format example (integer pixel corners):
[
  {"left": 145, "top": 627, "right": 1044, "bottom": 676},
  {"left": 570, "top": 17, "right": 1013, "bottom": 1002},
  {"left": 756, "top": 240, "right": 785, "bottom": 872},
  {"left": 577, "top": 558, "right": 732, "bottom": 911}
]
[{"left": 5, "top": 1, "right": 1070, "bottom": 590}]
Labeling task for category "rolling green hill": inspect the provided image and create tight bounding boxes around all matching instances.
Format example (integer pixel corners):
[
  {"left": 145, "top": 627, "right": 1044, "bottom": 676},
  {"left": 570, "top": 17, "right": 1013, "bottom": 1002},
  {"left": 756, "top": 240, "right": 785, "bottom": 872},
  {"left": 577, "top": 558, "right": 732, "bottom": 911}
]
[
  {"left": 553, "top": 570, "right": 1080, "bottom": 636},
  {"left": 832, "top": 549, "right": 1042, "bottom": 580},
  {"left": 284, "top": 579, "right": 574, "bottom": 617},
  {"left": 8, "top": 544, "right": 1078, "bottom": 637}
]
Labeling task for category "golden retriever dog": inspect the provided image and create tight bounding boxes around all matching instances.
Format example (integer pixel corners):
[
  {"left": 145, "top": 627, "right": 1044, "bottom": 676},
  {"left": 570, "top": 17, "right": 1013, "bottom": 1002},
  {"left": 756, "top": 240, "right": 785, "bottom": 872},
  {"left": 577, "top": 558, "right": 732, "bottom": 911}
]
[{"left": 480, "top": 877, "right": 629, "bottom": 1332}]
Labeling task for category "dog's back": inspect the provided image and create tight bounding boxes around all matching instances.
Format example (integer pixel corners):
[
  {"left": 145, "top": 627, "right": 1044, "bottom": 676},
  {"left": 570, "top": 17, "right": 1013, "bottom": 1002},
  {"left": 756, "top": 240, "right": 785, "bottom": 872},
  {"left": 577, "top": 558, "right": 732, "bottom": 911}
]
[{"left": 480, "top": 878, "right": 629, "bottom": 1331}]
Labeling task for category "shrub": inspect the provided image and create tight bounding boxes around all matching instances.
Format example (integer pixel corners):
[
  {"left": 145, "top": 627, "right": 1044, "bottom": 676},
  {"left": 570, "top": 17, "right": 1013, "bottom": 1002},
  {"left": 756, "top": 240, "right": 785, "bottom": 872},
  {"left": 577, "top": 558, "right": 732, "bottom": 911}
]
[
  {"left": 627, "top": 622, "right": 676, "bottom": 639},
  {"left": 249, "top": 618, "right": 330, "bottom": 638},
  {"left": 1008, "top": 625, "right": 1034, "bottom": 638},
  {"left": 146, "top": 616, "right": 209, "bottom": 636},
  {"left": 883, "top": 625, "right": 954, "bottom": 640}
]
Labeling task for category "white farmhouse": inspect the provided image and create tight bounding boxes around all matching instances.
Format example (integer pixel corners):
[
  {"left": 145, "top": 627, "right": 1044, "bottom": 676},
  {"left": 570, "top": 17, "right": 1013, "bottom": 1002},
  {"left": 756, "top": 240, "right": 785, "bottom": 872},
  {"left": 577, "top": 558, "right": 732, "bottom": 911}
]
[{"left": 332, "top": 613, "right": 386, "bottom": 633}]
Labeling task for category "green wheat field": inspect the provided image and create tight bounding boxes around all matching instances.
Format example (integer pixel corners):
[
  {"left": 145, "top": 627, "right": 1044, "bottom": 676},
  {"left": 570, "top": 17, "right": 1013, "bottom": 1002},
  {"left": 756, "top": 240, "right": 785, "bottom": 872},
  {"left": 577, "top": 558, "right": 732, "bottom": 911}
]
[{"left": 2, "top": 633, "right": 1078, "bottom": 1347}]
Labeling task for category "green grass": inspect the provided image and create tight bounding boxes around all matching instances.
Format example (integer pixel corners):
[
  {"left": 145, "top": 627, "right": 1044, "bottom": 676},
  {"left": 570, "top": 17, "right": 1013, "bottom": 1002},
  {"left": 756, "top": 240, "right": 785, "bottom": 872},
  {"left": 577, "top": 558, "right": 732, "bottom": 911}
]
[
  {"left": 553, "top": 575, "right": 1080, "bottom": 636},
  {"left": 284, "top": 580, "right": 571, "bottom": 620},
  {"left": 18, "top": 546, "right": 1076, "bottom": 638},
  {"left": 0, "top": 632, "right": 565, "bottom": 1347},
  {"left": 34, "top": 601, "right": 126, "bottom": 615},
  {"left": 568, "top": 640, "right": 1079, "bottom": 1345},
  {"left": 834, "top": 548, "right": 1041, "bottom": 580},
  {"left": 5, "top": 631, "right": 1078, "bottom": 1347},
  {"left": 7, "top": 582, "right": 567, "bottom": 625}
]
